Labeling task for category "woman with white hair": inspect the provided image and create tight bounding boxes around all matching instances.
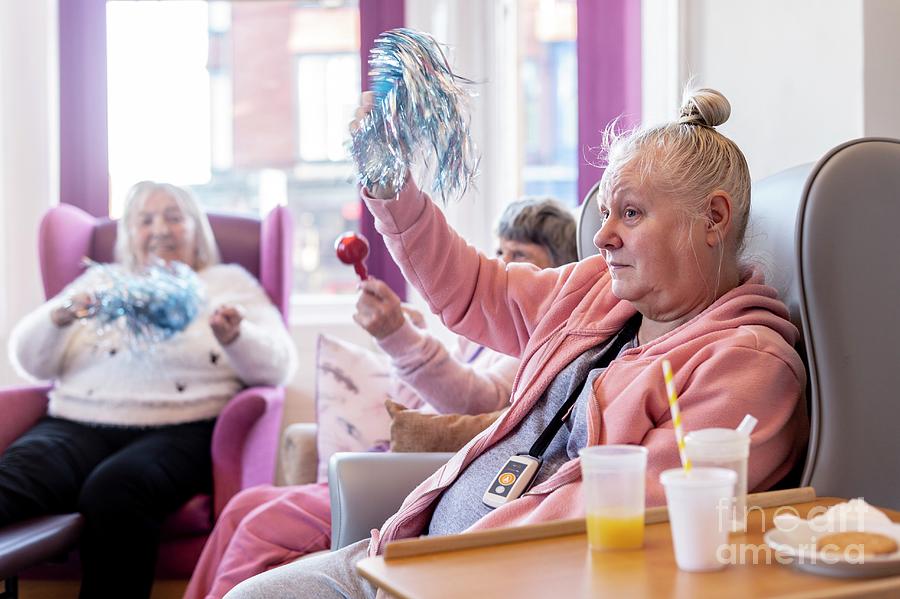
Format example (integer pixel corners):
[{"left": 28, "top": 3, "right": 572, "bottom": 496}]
[{"left": 1, "top": 181, "right": 296, "bottom": 599}]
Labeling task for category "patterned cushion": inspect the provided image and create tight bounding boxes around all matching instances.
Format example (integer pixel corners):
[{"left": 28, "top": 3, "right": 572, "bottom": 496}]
[{"left": 314, "top": 334, "right": 393, "bottom": 483}]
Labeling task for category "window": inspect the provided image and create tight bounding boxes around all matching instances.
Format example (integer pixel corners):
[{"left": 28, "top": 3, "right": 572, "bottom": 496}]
[
  {"left": 517, "top": 0, "right": 578, "bottom": 206},
  {"left": 296, "top": 54, "right": 358, "bottom": 163},
  {"left": 106, "top": 0, "right": 362, "bottom": 296}
]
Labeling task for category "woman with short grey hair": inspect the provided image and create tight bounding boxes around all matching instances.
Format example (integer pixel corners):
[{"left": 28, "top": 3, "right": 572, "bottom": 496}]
[{"left": 496, "top": 197, "right": 578, "bottom": 268}]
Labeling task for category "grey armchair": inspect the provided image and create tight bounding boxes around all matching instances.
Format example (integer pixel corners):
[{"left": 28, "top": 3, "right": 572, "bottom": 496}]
[
  {"left": 327, "top": 451, "right": 453, "bottom": 550},
  {"left": 752, "top": 138, "right": 900, "bottom": 509},
  {"left": 581, "top": 138, "right": 900, "bottom": 508},
  {"left": 280, "top": 422, "right": 452, "bottom": 550}
]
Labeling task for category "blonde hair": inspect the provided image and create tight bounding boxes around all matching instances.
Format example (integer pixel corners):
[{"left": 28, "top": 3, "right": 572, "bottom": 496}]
[
  {"left": 114, "top": 181, "right": 221, "bottom": 272},
  {"left": 598, "top": 87, "right": 752, "bottom": 255}
]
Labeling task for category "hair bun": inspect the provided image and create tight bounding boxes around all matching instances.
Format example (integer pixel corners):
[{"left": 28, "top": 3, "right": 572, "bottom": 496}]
[{"left": 678, "top": 88, "right": 731, "bottom": 128}]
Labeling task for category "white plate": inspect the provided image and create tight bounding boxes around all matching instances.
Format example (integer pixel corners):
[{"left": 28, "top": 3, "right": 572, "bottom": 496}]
[{"left": 764, "top": 521, "right": 900, "bottom": 578}]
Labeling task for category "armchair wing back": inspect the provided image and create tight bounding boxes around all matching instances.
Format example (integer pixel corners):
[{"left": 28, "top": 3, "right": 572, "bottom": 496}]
[{"left": 794, "top": 138, "right": 900, "bottom": 508}]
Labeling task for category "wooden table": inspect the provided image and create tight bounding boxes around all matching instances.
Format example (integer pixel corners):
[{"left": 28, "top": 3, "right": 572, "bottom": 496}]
[{"left": 357, "top": 490, "right": 900, "bottom": 599}]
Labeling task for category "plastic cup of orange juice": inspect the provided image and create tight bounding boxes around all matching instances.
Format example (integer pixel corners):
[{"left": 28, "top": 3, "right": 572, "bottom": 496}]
[{"left": 578, "top": 445, "right": 649, "bottom": 551}]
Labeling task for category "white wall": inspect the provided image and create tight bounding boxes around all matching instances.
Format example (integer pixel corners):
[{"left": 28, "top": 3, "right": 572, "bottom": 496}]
[
  {"left": 862, "top": 0, "right": 900, "bottom": 139},
  {"left": 679, "top": 0, "right": 866, "bottom": 181},
  {"left": 0, "top": 0, "right": 59, "bottom": 385}
]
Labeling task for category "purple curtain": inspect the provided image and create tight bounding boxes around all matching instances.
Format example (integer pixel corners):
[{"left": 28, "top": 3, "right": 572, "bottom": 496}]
[
  {"left": 358, "top": 0, "right": 407, "bottom": 299},
  {"left": 576, "top": 0, "right": 642, "bottom": 203},
  {"left": 59, "top": 0, "right": 109, "bottom": 217}
]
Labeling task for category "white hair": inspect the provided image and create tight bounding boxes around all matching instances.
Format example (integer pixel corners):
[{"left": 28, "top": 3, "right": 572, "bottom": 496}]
[{"left": 114, "top": 181, "right": 221, "bottom": 272}]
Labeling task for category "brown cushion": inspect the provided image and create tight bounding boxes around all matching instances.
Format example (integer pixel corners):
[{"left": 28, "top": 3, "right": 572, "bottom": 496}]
[{"left": 385, "top": 399, "right": 505, "bottom": 453}]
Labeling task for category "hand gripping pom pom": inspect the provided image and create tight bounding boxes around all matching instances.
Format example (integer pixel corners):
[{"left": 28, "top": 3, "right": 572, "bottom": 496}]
[
  {"left": 74, "top": 260, "right": 202, "bottom": 349},
  {"left": 349, "top": 28, "right": 480, "bottom": 204},
  {"left": 335, "top": 232, "right": 370, "bottom": 281}
]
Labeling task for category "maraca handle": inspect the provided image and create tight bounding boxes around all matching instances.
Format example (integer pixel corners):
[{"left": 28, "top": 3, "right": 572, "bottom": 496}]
[{"left": 354, "top": 262, "right": 369, "bottom": 280}]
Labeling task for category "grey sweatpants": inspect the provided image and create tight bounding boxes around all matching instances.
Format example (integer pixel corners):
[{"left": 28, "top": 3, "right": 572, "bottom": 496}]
[{"left": 223, "top": 539, "right": 377, "bottom": 599}]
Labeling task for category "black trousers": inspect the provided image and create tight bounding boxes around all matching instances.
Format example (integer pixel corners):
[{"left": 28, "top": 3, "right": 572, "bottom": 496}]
[{"left": 0, "top": 416, "right": 215, "bottom": 599}]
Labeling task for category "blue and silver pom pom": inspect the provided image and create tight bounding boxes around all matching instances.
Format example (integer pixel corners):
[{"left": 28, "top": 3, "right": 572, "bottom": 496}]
[
  {"left": 78, "top": 260, "right": 202, "bottom": 347},
  {"left": 350, "top": 28, "right": 480, "bottom": 203}
]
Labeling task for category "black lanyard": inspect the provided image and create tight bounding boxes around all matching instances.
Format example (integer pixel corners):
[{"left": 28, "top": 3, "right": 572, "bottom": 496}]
[{"left": 525, "top": 316, "right": 640, "bottom": 460}]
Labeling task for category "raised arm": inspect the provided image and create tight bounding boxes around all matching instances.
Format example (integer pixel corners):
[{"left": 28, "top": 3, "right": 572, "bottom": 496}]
[
  {"left": 362, "top": 179, "right": 575, "bottom": 357},
  {"left": 354, "top": 277, "right": 518, "bottom": 415}
]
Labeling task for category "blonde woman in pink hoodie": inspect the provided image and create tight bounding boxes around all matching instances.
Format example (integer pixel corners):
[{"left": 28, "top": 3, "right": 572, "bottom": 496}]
[
  {"left": 224, "top": 88, "right": 808, "bottom": 599},
  {"left": 184, "top": 199, "right": 577, "bottom": 599}
]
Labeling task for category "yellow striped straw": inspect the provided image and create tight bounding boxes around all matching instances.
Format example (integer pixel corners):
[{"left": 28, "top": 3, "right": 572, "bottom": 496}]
[{"left": 662, "top": 359, "right": 691, "bottom": 473}]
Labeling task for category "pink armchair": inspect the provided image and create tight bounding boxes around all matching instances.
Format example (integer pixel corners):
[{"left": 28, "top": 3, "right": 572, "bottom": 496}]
[{"left": 2, "top": 202, "right": 293, "bottom": 578}]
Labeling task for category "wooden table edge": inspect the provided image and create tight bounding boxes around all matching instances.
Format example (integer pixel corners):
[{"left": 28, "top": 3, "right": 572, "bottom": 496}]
[
  {"left": 379, "top": 486, "right": 817, "bottom": 561},
  {"left": 357, "top": 487, "right": 836, "bottom": 598}
]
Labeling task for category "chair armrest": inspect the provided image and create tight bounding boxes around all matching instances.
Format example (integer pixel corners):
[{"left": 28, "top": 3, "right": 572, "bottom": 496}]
[
  {"left": 211, "top": 386, "right": 285, "bottom": 518},
  {"left": 281, "top": 422, "right": 318, "bottom": 486},
  {"left": 0, "top": 385, "right": 51, "bottom": 453},
  {"left": 328, "top": 452, "right": 453, "bottom": 550}
]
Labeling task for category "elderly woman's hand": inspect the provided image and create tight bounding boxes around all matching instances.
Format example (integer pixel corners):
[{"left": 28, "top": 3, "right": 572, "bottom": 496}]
[
  {"left": 209, "top": 305, "right": 244, "bottom": 346},
  {"left": 51, "top": 293, "right": 94, "bottom": 328},
  {"left": 354, "top": 278, "right": 406, "bottom": 340}
]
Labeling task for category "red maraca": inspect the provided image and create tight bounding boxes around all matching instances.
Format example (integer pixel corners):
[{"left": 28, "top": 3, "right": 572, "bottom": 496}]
[{"left": 335, "top": 232, "right": 370, "bottom": 280}]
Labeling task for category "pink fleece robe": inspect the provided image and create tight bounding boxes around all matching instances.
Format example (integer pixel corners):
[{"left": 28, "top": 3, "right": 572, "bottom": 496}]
[{"left": 363, "top": 180, "right": 808, "bottom": 557}]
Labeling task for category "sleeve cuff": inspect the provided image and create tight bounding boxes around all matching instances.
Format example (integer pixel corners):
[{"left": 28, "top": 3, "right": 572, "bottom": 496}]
[
  {"left": 221, "top": 319, "right": 263, "bottom": 360},
  {"left": 361, "top": 177, "right": 430, "bottom": 235},
  {"left": 376, "top": 319, "right": 424, "bottom": 359}
]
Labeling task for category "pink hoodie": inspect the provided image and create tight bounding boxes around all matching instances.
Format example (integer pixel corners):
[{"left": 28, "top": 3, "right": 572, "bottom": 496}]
[{"left": 362, "top": 180, "right": 808, "bottom": 556}]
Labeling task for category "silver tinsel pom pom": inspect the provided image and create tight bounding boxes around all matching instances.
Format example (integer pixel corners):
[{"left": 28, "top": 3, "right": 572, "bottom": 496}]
[
  {"left": 75, "top": 261, "right": 202, "bottom": 347},
  {"left": 350, "top": 28, "right": 480, "bottom": 203}
]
